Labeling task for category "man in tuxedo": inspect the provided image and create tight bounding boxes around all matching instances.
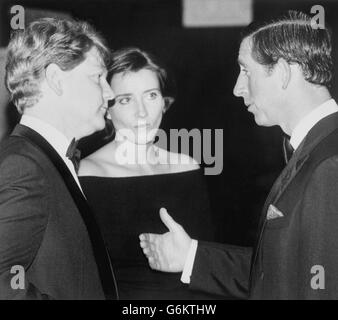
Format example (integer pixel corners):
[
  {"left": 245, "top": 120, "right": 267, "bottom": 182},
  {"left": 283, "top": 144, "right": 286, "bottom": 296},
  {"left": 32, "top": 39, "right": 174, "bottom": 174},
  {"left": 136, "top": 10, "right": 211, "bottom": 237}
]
[
  {"left": 140, "top": 11, "right": 338, "bottom": 299},
  {"left": 0, "top": 18, "right": 118, "bottom": 299}
]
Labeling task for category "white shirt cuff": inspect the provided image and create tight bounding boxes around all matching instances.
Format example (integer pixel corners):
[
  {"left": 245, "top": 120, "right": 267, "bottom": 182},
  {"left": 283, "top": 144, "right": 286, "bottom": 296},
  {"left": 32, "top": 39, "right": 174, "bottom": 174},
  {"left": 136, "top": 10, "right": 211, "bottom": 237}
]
[{"left": 180, "top": 239, "right": 198, "bottom": 284}]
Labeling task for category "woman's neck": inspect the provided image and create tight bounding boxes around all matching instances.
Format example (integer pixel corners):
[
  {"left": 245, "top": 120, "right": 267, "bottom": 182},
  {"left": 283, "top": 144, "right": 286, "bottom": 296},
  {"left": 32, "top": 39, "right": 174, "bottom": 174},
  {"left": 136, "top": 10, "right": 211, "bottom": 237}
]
[{"left": 113, "top": 131, "right": 159, "bottom": 166}]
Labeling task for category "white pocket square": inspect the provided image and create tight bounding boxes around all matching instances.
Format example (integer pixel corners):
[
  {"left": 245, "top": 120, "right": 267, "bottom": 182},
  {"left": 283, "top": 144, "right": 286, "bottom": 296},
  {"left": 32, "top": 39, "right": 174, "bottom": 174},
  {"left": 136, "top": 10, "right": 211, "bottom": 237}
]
[{"left": 267, "top": 204, "right": 284, "bottom": 220}]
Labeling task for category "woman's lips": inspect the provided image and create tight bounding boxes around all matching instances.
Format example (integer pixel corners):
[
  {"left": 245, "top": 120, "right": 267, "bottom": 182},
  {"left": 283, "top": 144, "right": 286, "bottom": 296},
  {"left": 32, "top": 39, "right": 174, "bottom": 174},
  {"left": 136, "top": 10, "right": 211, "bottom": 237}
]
[{"left": 134, "top": 124, "right": 149, "bottom": 128}]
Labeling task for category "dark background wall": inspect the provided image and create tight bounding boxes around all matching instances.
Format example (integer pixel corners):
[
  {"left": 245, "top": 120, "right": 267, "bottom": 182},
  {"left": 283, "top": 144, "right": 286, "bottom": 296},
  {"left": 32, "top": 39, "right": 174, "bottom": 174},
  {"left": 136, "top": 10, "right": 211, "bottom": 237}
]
[{"left": 1, "top": 0, "right": 338, "bottom": 246}]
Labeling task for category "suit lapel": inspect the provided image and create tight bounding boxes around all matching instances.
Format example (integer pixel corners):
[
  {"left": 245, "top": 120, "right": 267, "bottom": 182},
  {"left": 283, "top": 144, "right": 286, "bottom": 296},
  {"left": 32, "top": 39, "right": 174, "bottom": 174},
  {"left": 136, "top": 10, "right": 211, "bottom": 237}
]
[
  {"left": 12, "top": 124, "right": 118, "bottom": 300},
  {"left": 250, "top": 112, "right": 338, "bottom": 280},
  {"left": 12, "top": 125, "right": 84, "bottom": 201},
  {"left": 263, "top": 140, "right": 307, "bottom": 214},
  {"left": 249, "top": 144, "right": 307, "bottom": 280},
  {"left": 272, "top": 112, "right": 338, "bottom": 207}
]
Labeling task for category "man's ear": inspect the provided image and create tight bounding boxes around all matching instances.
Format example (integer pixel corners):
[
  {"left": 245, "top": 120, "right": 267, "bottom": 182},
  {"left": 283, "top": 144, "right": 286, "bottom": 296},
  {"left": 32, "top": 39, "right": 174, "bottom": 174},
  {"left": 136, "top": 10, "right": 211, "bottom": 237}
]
[
  {"left": 45, "top": 63, "right": 63, "bottom": 96},
  {"left": 276, "top": 58, "right": 291, "bottom": 90}
]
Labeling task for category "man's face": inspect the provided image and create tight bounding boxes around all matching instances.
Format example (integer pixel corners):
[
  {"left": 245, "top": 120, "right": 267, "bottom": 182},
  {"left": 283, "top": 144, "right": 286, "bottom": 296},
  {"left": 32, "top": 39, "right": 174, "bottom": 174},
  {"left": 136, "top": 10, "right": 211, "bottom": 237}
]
[
  {"left": 233, "top": 37, "right": 282, "bottom": 127},
  {"left": 61, "top": 47, "right": 114, "bottom": 137}
]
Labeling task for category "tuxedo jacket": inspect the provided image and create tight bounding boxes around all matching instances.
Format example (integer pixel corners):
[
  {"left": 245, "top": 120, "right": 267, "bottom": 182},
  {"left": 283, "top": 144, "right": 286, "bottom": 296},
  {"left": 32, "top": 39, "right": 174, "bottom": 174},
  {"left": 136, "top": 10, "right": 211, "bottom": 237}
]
[
  {"left": 0, "top": 125, "right": 117, "bottom": 299},
  {"left": 190, "top": 112, "right": 338, "bottom": 299}
]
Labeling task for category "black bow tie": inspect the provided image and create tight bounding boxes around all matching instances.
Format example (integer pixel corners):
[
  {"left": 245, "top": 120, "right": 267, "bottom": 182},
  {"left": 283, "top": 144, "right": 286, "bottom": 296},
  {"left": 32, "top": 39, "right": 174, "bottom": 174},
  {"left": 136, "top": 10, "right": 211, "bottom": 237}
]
[
  {"left": 282, "top": 135, "right": 294, "bottom": 164},
  {"left": 66, "top": 138, "right": 81, "bottom": 173}
]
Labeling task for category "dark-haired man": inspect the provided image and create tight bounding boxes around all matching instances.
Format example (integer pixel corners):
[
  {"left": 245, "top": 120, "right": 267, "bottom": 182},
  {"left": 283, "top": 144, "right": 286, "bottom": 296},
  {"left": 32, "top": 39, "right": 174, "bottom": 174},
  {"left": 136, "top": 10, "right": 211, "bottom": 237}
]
[
  {"left": 140, "top": 11, "right": 338, "bottom": 299},
  {"left": 0, "top": 18, "right": 117, "bottom": 299}
]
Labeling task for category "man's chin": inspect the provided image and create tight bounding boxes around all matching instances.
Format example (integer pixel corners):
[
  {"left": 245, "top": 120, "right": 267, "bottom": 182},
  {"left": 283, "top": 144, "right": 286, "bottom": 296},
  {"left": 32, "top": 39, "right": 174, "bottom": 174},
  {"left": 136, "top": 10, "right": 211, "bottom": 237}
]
[
  {"left": 253, "top": 115, "right": 267, "bottom": 127},
  {"left": 253, "top": 117, "right": 274, "bottom": 128}
]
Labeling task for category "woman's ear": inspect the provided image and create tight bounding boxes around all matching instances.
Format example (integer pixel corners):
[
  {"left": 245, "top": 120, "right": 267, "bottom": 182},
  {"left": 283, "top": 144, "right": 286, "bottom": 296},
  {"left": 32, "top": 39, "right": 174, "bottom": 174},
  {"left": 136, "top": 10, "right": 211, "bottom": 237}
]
[
  {"left": 276, "top": 58, "right": 291, "bottom": 90},
  {"left": 45, "top": 63, "right": 63, "bottom": 96}
]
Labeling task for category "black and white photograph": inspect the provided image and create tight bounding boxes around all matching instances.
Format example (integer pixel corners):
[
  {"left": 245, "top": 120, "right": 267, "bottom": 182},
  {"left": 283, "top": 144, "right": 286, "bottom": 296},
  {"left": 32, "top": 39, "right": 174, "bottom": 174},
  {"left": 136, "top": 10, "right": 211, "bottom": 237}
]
[{"left": 1, "top": 0, "right": 338, "bottom": 304}]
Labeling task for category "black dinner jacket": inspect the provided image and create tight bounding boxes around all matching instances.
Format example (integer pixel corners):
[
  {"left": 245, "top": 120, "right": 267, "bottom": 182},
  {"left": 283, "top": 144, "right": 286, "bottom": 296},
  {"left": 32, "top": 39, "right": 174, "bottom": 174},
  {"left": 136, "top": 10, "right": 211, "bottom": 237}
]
[
  {"left": 189, "top": 112, "right": 338, "bottom": 299},
  {"left": 0, "top": 124, "right": 118, "bottom": 299}
]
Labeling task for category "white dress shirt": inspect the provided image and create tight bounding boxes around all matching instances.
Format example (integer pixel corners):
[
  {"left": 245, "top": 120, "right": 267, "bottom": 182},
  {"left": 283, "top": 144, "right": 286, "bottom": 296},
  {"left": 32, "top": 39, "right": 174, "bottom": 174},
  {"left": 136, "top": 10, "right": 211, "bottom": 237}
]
[
  {"left": 181, "top": 98, "right": 338, "bottom": 284},
  {"left": 20, "top": 114, "right": 84, "bottom": 193},
  {"left": 290, "top": 98, "right": 338, "bottom": 150}
]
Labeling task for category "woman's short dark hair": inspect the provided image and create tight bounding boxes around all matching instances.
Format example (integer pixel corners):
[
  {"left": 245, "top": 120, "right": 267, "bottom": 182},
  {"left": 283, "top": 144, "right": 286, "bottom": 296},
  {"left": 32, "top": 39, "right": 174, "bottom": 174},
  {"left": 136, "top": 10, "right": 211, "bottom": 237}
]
[
  {"left": 241, "top": 10, "right": 333, "bottom": 87},
  {"left": 108, "top": 47, "right": 175, "bottom": 108}
]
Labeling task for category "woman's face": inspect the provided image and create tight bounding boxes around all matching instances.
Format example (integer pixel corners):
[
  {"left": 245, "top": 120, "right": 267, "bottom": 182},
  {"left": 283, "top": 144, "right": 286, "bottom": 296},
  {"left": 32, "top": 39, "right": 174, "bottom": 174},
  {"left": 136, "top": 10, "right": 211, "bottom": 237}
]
[{"left": 108, "top": 69, "right": 165, "bottom": 144}]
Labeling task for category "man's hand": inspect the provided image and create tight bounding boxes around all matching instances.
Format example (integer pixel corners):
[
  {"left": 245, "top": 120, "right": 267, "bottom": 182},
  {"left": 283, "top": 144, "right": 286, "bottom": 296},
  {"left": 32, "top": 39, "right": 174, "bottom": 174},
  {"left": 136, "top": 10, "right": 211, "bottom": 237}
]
[{"left": 139, "top": 208, "right": 192, "bottom": 272}]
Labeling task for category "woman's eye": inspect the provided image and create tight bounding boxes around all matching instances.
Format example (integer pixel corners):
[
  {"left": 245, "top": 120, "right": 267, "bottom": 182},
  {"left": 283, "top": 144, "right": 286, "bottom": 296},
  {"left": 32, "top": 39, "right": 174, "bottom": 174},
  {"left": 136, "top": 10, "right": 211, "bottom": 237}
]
[
  {"left": 118, "top": 97, "right": 131, "bottom": 105},
  {"left": 147, "top": 91, "right": 159, "bottom": 100}
]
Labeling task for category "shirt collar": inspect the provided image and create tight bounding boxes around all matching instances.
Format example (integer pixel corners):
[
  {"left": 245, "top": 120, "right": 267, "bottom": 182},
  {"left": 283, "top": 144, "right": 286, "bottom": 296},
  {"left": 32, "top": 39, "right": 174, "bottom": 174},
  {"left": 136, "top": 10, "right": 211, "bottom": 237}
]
[
  {"left": 290, "top": 99, "right": 338, "bottom": 150},
  {"left": 19, "top": 114, "right": 85, "bottom": 194},
  {"left": 20, "top": 114, "right": 72, "bottom": 160}
]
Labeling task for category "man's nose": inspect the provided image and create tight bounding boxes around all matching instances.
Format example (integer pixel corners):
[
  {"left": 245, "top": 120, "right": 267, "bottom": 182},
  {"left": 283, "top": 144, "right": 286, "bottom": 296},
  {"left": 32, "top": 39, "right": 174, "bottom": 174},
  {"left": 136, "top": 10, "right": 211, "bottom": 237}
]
[
  {"left": 102, "top": 79, "right": 115, "bottom": 101},
  {"left": 233, "top": 74, "right": 246, "bottom": 98}
]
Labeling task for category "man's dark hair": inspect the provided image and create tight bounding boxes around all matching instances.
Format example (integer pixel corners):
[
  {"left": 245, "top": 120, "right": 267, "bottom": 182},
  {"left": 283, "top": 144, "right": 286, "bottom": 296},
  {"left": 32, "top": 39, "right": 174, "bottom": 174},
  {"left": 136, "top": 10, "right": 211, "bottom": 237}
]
[{"left": 241, "top": 10, "right": 333, "bottom": 87}]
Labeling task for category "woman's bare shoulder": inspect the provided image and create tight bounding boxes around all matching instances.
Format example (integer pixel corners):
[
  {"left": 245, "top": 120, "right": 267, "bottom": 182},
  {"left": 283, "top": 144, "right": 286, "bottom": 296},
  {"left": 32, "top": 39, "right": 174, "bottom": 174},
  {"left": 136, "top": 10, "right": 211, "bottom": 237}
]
[
  {"left": 78, "top": 144, "right": 136, "bottom": 177},
  {"left": 78, "top": 155, "right": 105, "bottom": 177}
]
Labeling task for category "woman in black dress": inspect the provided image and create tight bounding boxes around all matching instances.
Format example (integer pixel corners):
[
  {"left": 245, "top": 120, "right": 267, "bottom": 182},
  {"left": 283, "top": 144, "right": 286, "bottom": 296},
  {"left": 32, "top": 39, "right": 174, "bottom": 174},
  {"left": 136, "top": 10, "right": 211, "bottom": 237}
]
[{"left": 79, "top": 48, "right": 217, "bottom": 299}]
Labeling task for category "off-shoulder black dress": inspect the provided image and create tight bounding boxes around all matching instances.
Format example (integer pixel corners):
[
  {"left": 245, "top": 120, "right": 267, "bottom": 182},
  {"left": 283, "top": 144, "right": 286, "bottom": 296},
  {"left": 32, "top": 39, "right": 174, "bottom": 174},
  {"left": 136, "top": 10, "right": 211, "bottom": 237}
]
[{"left": 80, "top": 168, "right": 217, "bottom": 299}]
